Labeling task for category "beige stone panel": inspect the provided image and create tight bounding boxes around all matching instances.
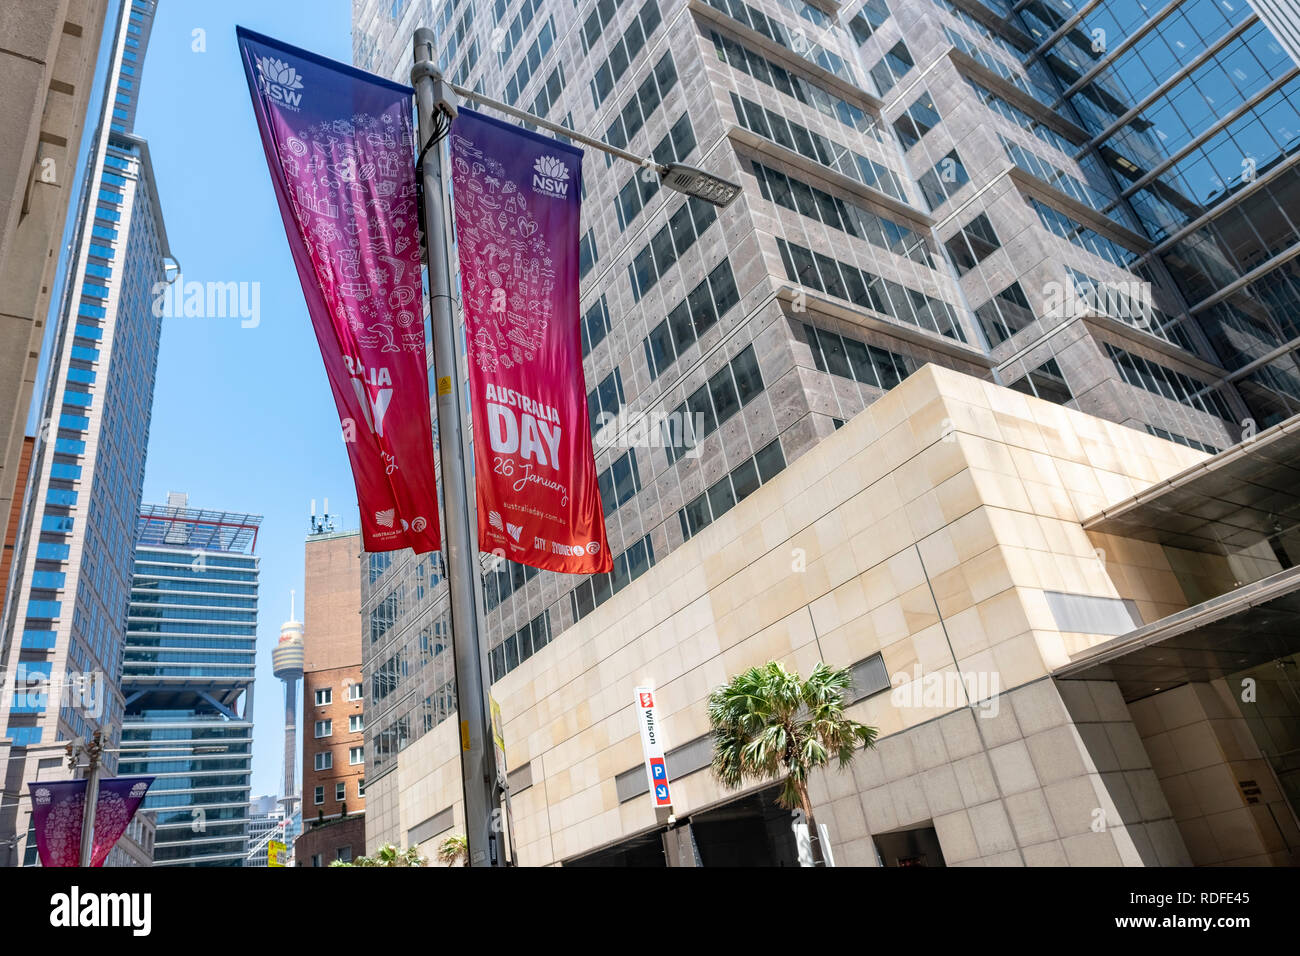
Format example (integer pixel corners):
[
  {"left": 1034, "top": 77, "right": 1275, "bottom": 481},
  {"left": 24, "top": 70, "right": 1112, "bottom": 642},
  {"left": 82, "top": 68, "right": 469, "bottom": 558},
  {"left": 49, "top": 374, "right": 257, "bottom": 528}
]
[
  {"left": 900, "top": 582, "right": 942, "bottom": 633},
  {"left": 969, "top": 465, "right": 1034, "bottom": 513},
  {"left": 986, "top": 506, "right": 1050, "bottom": 553},
  {"left": 943, "top": 604, "right": 990, "bottom": 660},
  {"left": 917, "top": 525, "right": 960, "bottom": 577},
  {"left": 992, "top": 630, "right": 1050, "bottom": 687},
  {"left": 935, "top": 468, "right": 986, "bottom": 525},
  {"left": 929, "top": 563, "right": 974, "bottom": 619}
]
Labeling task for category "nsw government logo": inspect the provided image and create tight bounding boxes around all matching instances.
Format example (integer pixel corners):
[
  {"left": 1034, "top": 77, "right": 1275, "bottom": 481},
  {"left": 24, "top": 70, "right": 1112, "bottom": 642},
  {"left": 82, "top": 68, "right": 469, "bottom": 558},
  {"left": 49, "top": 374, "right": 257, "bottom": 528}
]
[
  {"left": 255, "top": 55, "right": 305, "bottom": 111},
  {"left": 532, "top": 156, "right": 570, "bottom": 198}
]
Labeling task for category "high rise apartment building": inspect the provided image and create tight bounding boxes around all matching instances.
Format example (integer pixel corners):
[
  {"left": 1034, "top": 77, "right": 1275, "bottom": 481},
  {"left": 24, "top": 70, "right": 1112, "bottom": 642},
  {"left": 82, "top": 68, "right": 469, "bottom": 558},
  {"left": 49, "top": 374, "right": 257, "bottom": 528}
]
[
  {"left": 0, "top": 0, "right": 169, "bottom": 865},
  {"left": 0, "top": 0, "right": 110, "bottom": 568},
  {"left": 349, "top": 0, "right": 1300, "bottom": 858},
  {"left": 118, "top": 495, "right": 262, "bottom": 866}
]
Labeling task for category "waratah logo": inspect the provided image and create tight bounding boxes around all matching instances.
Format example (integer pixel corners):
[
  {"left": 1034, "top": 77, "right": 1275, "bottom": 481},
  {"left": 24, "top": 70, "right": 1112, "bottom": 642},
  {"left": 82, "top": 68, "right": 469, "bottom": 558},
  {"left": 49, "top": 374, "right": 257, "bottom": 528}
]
[
  {"left": 532, "top": 155, "right": 570, "bottom": 198},
  {"left": 374, "top": 508, "right": 395, "bottom": 528},
  {"left": 256, "top": 55, "right": 305, "bottom": 110},
  {"left": 488, "top": 510, "right": 504, "bottom": 531}
]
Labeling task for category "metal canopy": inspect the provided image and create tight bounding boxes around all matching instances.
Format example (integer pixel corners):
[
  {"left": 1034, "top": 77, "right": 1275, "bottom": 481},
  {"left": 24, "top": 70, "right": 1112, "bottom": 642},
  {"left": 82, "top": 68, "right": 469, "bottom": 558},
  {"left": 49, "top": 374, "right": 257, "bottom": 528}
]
[
  {"left": 1082, "top": 418, "right": 1300, "bottom": 557},
  {"left": 1054, "top": 565, "right": 1300, "bottom": 701},
  {"left": 137, "top": 503, "right": 263, "bottom": 554}
]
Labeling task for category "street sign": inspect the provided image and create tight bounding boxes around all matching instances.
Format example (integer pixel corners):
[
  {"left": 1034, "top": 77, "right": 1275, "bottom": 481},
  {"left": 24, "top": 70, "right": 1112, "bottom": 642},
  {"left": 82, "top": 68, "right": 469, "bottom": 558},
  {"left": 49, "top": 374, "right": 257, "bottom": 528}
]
[{"left": 634, "top": 687, "right": 672, "bottom": 808}]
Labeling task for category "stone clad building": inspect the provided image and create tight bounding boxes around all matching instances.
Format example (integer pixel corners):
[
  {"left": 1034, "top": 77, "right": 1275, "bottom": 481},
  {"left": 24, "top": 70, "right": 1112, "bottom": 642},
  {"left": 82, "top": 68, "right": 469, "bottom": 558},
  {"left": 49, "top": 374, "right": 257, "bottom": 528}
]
[{"left": 365, "top": 366, "right": 1300, "bottom": 866}]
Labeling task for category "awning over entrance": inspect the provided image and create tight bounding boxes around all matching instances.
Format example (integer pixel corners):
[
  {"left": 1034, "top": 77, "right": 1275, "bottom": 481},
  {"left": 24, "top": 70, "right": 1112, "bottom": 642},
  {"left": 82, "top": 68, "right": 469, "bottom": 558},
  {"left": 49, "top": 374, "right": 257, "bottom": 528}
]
[
  {"left": 1083, "top": 419, "right": 1300, "bottom": 557},
  {"left": 1054, "top": 565, "right": 1300, "bottom": 701}
]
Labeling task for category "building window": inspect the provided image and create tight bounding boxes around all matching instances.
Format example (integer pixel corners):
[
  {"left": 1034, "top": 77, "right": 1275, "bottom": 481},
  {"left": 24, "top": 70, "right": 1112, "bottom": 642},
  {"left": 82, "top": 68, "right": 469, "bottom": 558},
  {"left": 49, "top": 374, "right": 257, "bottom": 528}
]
[
  {"left": 643, "top": 260, "right": 741, "bottom": 382},
  {"left": 596, "top": 449, "right": 642, "bottom": 517},
  {"left": 349, "top": 714, "right": 364, "bottom": 733},
  {"left": 588, "top": 367, "right": 626, "bottom": 439},
  {"left": 1105, "top": 344, "right": 1235, "bottom": 421},
  {"left": 803, "top": 324, "right": 914, "bottom": 393},
  {"left": 917, "top": 150, "right": 970, "bottom": 210},
  {"left": 662, "top": 344, "right": 767, "bottom": 465},
  {"left": 336, "top": 782, "right": 346, "bottom": 801},
  {"left": 311, "top": 853, "right": 323, "bottom": 867},
  {"left": 314, "top": 719, "right": 332, "bottom": 738},
  {"left": 678, "top": 440, "right": 786, "bottom": 541},
  {"left": 893, "top": 90, "right": 939, "bottom": 149},
  {"left": 729, "top": 93, "right": 905, "bottom": 202},
  {"left": 564, "top": 535, "right": 656, "bottom": 629},
  {"left": 314, "top": 687, "right": 332, "bottom": 706},
  {"left": 336, "top": 846, "right": 353, "bottom": 863},
  {"left": 315, "top": 752, "right": 333, "bottom": 771},
  {"left": 578, "top": 228, "right": 598, "bottom": 279},
  {"left": 349, "top": 746, "right": 364, "bottom": 765},
  {"left": 869, "top": 40, "right": 913, "bottom": 95},
  {"left": 775, "top": 239, "right": 965, "bottom": 342},
  {"left": 974, "top": 281, "right": 1036, "bottom": 346},
  {"left": 358, "top": 778, "right": 366, "bottom": 797},
  {"left": 314, "top": 786, "right": 324, "bottom": 805},
  {"left": 581, "top": 295, "right": 613, "bottom": 357},
  {"left": 346, "top": 682, "right": 363, "bottom": 701},
  {"left": 1007, "top": 357, "right": 1073, "bottom": 405},
  {"left": 752, "top": 162, "right": 934, "bottom": 268},
  {"left": 945, "top": 214, "right": 1000, "bottom": 275}
]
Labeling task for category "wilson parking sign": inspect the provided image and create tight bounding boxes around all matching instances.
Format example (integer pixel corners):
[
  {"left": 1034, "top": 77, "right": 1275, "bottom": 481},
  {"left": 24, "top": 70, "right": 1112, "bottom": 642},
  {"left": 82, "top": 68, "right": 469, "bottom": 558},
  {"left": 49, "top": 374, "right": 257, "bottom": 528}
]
[{"left": 634, "top": 687, "right": 672, "bottom": 808}]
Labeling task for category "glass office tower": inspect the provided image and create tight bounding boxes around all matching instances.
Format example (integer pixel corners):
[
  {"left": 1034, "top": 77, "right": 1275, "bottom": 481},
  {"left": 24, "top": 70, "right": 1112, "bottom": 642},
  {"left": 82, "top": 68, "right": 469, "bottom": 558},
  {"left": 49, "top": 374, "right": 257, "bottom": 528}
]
[
  {"left": 349, "top": 0, "right": 1300, "bottom": 842},
  {"left": 0, "top": 0, "right": 167, "bottom": 866},
  {"left": 118, "top": 495, "right": 262, "bottom": 866}
]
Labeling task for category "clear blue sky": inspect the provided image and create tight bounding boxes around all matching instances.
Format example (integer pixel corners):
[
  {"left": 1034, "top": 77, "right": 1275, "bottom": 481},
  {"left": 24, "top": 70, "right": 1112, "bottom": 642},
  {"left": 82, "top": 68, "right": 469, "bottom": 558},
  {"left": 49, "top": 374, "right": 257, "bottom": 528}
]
[{"left": 131, "top": 0, "right": 356, "bottom": 801}]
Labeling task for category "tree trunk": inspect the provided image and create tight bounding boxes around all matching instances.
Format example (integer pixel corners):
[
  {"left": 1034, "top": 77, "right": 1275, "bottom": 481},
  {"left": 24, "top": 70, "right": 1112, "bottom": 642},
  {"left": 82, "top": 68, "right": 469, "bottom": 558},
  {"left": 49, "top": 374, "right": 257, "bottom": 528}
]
[{"left": 797, "top": 780, "right": 826, "bottom": 867}]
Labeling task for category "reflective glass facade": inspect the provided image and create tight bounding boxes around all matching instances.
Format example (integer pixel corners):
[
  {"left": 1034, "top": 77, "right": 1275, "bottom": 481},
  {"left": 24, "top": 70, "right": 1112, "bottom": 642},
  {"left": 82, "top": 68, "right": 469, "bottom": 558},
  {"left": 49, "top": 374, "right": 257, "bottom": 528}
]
[{"left": 118, "top": 502, "right": 262, "bottom": 866}]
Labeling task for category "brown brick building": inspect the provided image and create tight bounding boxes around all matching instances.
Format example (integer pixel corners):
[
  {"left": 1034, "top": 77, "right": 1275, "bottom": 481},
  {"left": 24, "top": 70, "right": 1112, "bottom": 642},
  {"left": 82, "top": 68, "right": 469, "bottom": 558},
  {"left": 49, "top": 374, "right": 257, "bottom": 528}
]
[{"left": 297, "top": 529, "right": 366, "bottom": 866}]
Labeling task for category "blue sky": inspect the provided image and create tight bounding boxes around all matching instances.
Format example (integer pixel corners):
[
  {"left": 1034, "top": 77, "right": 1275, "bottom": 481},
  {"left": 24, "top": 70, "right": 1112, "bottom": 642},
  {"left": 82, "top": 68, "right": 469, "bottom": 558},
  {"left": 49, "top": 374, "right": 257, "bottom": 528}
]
[{"left": 130, "top": 0, "right": 356, "bottom": 800}]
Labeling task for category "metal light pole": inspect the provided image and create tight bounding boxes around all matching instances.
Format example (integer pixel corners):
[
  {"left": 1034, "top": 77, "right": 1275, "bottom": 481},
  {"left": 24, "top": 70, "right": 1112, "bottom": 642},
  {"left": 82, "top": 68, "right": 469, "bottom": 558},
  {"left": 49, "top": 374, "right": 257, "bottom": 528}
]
[
  {"left": 408, "top": 27, "right": 740, "bottom": 869},
  {"left": 411, "top": 29, "right": 501, "bottom": 868},
  {"left": 71, "top": 731, "right": 103, "bottom": 868}
]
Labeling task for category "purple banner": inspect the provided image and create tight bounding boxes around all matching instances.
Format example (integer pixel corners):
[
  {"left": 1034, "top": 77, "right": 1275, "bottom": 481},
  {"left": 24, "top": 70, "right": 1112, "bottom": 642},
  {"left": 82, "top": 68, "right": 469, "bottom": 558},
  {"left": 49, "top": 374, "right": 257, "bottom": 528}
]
[
  {"left": 28, "top": 775, "right": 154, "bottom": 867},
  {"left": 237, "top": 26, "right": 441, "bottom": 554},
  {"left": 449, "top": 109, "right": 612, "bottom": 574},
  {"left": 28, "top": 780, "right": 86, "bottom": 867},
  {"left": 91, "top": 775, "right": 154, "bottom": 867}
]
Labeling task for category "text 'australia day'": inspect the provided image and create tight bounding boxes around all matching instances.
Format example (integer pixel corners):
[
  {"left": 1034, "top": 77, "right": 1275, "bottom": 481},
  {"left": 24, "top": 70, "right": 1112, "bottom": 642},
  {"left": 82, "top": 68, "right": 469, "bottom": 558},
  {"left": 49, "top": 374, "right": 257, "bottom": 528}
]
[{"left": 485, "top": 383, "right": 562, "bottom": 469}]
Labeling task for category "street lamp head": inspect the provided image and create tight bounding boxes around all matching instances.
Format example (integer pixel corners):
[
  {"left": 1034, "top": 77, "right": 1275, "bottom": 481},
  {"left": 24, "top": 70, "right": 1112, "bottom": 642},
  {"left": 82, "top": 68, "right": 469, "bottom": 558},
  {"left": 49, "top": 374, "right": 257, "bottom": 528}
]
[{"left": 660, "top": 163, "right": 742, "bottom": 208}]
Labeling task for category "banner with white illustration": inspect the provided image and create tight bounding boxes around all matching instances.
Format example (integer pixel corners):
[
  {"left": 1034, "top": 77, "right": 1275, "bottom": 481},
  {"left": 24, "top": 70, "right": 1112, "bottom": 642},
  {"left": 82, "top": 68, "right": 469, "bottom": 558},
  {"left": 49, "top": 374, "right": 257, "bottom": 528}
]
[
  {"left": 449, "top": 108, "right": 611, "bottom": 574},
  {"left": 238, "top": 27, "right": 440, "bottom": 553}
]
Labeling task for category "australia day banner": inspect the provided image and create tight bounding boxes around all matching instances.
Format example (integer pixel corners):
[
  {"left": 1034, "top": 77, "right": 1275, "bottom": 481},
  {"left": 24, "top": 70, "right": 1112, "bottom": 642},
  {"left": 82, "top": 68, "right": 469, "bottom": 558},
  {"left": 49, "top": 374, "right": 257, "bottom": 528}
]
[
  {"left": 238, "top": 27, "right": 440, "bottom": 554},
  {"left": 449, "top": 109, "right": 611, "bottom": 575},
  {"left": 28, "top": 775, "right": 154, "bottom": 866}
]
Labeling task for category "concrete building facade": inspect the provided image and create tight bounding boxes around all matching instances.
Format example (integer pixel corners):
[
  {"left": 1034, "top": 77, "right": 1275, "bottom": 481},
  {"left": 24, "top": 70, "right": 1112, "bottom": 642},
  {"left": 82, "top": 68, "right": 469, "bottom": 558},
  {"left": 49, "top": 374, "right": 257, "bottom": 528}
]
[
  {"left": 347, "top": 0, "right": 1300, "bottom": 863},
  {"left": 366, "top": 366, "right": 1300, "bottom": 865}
]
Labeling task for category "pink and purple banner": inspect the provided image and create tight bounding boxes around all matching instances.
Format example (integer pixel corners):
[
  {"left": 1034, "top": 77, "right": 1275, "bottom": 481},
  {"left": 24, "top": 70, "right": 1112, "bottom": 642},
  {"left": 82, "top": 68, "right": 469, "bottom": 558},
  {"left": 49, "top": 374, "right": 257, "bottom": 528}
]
[
  {"left": 449, "top": 109, "right": 612, "bottom": 575},
  {"left": 28, "top": 776, "right": 154, "bottom": 867},
  {"left": 238, "top": 27, "right": 440, "bottom": 554}
]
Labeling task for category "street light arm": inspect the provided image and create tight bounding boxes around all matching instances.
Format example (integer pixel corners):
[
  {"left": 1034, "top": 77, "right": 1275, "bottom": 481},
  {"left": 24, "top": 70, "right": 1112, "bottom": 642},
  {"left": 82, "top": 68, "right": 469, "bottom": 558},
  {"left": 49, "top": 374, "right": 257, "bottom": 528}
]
[{"left": 444, "top": 80, "right": 666, "bottom": 173}]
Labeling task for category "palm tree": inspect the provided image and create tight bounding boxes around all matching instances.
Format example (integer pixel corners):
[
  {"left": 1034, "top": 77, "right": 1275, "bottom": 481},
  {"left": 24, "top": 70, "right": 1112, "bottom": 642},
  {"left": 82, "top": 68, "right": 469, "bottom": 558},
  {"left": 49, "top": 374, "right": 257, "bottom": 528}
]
[
  {"left": 330, "top": 842, "right": 426, "bottom": 867},
  {"left": 437, "top": 834, "right": 469, "bottom": 867},
  {"left": 708, "top": 660, "right": 877, "bottom": 866}
]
